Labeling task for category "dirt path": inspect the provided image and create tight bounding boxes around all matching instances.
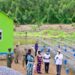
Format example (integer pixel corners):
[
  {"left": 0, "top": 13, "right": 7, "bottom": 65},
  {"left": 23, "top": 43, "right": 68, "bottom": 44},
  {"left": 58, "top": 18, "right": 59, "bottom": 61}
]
[
  {"left": 15, "top": 24, "right": 75, "bottom": 32},
  {"left": 0, "top": 45, "right": 72, "bottom": 75},
  {"left": 0, "top": 58, "right": 67, "bottom": 75}
]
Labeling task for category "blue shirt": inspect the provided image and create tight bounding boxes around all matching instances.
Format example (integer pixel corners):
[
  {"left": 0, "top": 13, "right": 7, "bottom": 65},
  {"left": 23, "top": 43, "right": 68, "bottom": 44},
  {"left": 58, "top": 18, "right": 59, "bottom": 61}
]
[{"left": 27, "top": 55, "right": 34, "bottom": 62}]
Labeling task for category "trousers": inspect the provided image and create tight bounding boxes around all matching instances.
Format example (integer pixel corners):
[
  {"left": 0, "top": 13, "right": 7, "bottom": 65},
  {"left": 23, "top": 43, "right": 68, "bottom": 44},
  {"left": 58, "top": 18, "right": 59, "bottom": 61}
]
[
  {"left": 56, "top": 65, "right": 62, "bottom": 75},
  {"left": 45, "top": 63, "right": 49, "bottom": 73}
]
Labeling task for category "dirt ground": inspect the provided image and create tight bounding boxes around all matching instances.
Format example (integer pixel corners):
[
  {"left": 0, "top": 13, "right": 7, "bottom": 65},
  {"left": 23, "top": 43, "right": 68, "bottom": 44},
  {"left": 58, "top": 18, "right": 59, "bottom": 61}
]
[
  {"left": 15, "top": 24, "right": 75, "bottom": 32},
  {"left": 0, "top": 45, "right": 73, "bottom": 75},
  {"left": 0, "top": 58, "right": 67, "bottom": 75}
]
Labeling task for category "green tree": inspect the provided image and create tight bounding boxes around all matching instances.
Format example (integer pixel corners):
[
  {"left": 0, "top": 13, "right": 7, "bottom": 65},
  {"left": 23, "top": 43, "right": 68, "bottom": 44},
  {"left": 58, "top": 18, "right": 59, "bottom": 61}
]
[{"left": 0, "top": 0, "right": 75, "bottom": 24}]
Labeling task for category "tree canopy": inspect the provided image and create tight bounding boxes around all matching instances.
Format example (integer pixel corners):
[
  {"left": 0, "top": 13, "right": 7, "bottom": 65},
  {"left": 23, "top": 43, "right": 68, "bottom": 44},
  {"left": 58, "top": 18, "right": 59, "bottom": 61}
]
[{"left": 0, "top": 0, "right": 75, "bottom": 24}]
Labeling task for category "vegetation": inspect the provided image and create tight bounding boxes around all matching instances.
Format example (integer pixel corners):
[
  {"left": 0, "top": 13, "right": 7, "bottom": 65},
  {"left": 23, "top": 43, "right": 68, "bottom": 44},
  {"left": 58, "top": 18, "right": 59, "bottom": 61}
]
[
  {"left": 14, "top": 39, "right": 35, "bottom": 45},
  {"left": 0, "top": 0, "right": 75, "bottom": 24},
  {"left": 14, "top": 30, "right": 75, "bottom": 38},
  {"left": 14, "top": 29, "right": 75, "bottom": 45}
]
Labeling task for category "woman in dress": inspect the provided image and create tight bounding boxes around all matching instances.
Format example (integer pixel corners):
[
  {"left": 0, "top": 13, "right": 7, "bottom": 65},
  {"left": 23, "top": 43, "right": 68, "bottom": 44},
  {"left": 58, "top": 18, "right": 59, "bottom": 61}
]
[
  {"left": 37, "top": 51, "right": 43, "bottom": 74},
  {"left": 26, "top": 49, "right": 34, "bottom": 75}
]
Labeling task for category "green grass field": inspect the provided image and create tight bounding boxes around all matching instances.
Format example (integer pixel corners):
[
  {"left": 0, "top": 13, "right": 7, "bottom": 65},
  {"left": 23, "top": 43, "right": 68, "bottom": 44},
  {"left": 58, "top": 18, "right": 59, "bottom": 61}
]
[
  {"left": 14, "top": 30, "right": 75, "bottom": 39},
  {"left": 1, "top": 29, "right": 74, "bottom": 53},
  {"left": 14, "top": 29, "right": 75, "bottom": 45}
]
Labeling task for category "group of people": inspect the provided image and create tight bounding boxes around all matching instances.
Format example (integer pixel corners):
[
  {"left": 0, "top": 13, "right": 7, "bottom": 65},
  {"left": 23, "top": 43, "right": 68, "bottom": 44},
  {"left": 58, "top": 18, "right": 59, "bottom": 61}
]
[
  {"left": 6, "top": 42, "right": 63, "bottom": 75},
  {"left": 22, "top": 48, "right": 51, "bottom": 75}
]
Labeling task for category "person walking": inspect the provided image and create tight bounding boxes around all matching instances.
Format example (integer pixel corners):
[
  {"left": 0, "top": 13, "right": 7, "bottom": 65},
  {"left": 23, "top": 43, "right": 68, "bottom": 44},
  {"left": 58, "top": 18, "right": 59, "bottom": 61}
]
[
  {"left": 14, "top": 45, "right": 20, "bottom": 64},
  {"left": 37, "top": 51, "right": 43, "bottom": 74},
  {"left": 26, "top": 49, "right": 34, "bottom": 75},
  {"left": 7, "top": 48, "right": 13, "bottom": 68},
  {"left": 43, "top": 51, "right": 51, "bottom": 73},
  {"left": 55, "top": 49, "right": 63, "bottom": 75},
  {"left": 34, "top": 42, "right": 38, "bottom": 56},
  {"left": 23, "top": 49, "right": 30, "bottom": 66}
]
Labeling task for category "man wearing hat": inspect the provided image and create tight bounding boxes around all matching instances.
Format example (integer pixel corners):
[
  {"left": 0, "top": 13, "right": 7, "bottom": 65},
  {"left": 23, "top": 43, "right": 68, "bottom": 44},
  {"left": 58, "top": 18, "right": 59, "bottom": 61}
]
[
  {"left": 55, "top": 49, "right": 63, "bottom": 75},
  {"left": 43, "top": 50, "right": 51, "bottom": 73}
]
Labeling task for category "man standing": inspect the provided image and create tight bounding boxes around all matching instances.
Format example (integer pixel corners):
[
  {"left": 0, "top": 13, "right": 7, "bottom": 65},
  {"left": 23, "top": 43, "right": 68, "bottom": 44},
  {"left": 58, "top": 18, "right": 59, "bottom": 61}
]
[
  {"left": 55, "top": 49, "right": 63, "bottom": 75},
  {"left": 34, "top": 42, "right": 38, "bottom": 56},
  {"left": 7, "top": 48, "right": 13, "bottom": 68},
  {"left": 43, "top": 51, "right": 51, "bottom": 73},
  {"left": 23, "top": 49, "right": 30, "bottom": 66}
]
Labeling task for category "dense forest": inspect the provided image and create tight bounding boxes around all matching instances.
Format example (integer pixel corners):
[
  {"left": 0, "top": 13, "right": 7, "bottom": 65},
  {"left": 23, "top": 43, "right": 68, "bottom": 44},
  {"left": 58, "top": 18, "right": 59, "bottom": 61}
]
[{"left": 0, "top": 0, "right": 75, "bottom": 24}]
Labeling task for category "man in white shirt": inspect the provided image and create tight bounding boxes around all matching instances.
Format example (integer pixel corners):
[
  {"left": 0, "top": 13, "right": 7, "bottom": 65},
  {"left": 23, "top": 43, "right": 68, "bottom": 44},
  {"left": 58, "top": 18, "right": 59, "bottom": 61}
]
[
  {"left": 55, "top": 49, "right": 63, "bottom": 75},
  {"left": 43, "top": 51, "right": 51, "bottom": 73}
]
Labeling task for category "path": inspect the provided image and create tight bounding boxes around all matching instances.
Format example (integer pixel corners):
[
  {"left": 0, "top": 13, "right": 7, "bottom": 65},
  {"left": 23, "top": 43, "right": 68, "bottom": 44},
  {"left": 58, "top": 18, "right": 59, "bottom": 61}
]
[
  {"left": 0, "top": 59, "right": 66, "bottom": 75},
  {"left": 0, "top": 44, "right": 73, "bottom": 75}
]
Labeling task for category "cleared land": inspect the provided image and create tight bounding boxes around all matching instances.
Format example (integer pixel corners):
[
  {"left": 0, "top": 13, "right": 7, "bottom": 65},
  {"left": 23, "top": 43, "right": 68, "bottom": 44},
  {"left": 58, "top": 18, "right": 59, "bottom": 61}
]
[{"left": 0, "top": 25, "right": 75, "bottom": 75}]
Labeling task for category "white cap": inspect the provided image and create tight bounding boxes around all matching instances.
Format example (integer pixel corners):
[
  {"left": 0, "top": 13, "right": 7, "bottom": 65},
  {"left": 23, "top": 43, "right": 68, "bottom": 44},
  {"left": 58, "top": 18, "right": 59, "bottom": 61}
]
[{"left": 57, "top": 49, "right": 61, "bottom": 52}]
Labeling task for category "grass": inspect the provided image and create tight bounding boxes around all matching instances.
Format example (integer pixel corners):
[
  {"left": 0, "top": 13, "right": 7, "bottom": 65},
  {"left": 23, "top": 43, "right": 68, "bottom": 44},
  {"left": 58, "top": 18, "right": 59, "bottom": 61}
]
[
  {"left": 14, "top": 29, "right": 75, "bottom": 39},
  {"left": 14, "top": 29, "right": 75, "bottom": 45},
  {"left": 14, "top": 39, "right": 36, "bottom": 45}
]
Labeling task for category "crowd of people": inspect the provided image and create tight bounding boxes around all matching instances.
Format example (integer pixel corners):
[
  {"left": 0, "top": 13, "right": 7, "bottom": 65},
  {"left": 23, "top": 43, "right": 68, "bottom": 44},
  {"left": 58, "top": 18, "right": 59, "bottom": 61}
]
[{"left": 6, "top": 42, "right": 63, "bottom": 75}]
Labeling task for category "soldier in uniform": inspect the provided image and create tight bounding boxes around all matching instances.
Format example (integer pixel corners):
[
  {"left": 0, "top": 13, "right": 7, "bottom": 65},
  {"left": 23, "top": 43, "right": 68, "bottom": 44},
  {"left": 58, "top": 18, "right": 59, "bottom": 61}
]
[{"left": 7, "top": 48, "right": 13, "bottom": 68}]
